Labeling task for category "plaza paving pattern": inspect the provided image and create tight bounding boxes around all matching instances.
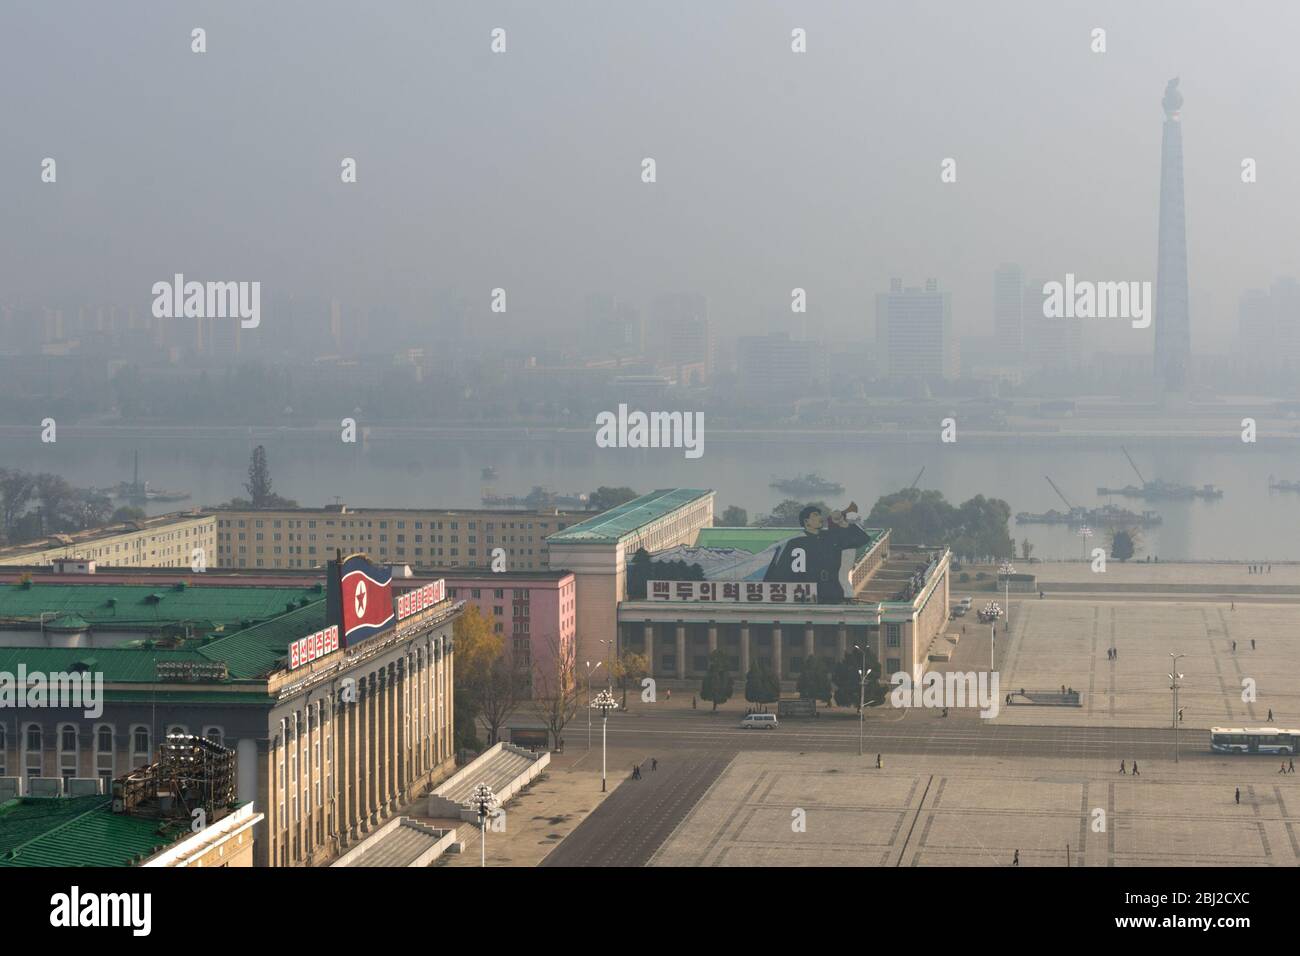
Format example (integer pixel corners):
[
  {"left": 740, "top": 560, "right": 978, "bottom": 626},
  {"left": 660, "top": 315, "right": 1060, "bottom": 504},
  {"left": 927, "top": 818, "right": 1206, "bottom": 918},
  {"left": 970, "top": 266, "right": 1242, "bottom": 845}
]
[{"left": 650, "top": 750, "right": 1300, "bottom": 867}]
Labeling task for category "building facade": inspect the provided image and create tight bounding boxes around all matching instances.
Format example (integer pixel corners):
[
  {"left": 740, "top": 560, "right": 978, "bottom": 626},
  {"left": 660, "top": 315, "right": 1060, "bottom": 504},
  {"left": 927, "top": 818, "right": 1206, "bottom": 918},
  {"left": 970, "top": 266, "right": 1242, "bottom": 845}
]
[{"left": 0, "top": 513, "right": 216, "bottom": 569}]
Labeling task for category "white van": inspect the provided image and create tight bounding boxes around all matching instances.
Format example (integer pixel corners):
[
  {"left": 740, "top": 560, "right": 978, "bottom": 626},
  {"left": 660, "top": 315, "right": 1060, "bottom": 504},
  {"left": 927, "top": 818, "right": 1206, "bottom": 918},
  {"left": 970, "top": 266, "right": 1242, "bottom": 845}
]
[{"left": 740, "top": 713, "right": 778, "bottom": 730}]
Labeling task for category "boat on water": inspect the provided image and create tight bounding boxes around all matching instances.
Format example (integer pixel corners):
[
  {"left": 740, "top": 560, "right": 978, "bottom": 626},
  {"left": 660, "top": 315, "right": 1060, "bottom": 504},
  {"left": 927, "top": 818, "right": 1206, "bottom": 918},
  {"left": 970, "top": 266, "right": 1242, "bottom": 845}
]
[
  {"left": 769, "top": 473, "right": 845, "bottom": 496},
  {"left": 1094, "top": 480, "right": 1222, "bottom": 501},
  {"left": 107, "top": 452, "right": 190, "bottom": 502},
  {"left": 481, "top": 466, "right": 498, "bottom": 480},
  {"left": 1268, "top": 476, "right": 1300, "bottom": 492},
  {"left": 481, "top": 486, "right": 589, "bottom": 510},
  {"left": 1016, "top": 505, "right": 1162, "bottom": 528}
]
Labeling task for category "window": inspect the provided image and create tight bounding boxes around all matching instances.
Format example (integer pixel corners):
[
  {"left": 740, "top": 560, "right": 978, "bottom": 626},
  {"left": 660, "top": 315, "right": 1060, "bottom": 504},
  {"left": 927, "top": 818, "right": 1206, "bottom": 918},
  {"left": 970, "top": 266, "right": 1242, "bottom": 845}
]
[
  {"left": 887, "top": 624, "right": 901, "bottom": 647},
  {"left": 203, "top": 726, "right": 224, "bottom": 747},
  {"left": 59, "top": 724, "right": 78, "bottom": 779},
  {"left": 132, "top": 726, "right": 151, "bottom": 765},
  {"left": 24, "top": 723, "right": 42, "bottom": 780},
  {"left": 96, "top": 724, "right": 114, "bottom": 780}
]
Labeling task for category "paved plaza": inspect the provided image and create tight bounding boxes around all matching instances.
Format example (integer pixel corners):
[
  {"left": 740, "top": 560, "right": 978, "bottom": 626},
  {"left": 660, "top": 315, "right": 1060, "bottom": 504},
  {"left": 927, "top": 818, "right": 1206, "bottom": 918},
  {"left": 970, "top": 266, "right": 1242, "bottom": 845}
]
[
  {"left": 651, "top": 750, "right": 1300, "bottom": 867},
  {"left": 990, "top": 598, "right": 1300, "bottom": 729}
]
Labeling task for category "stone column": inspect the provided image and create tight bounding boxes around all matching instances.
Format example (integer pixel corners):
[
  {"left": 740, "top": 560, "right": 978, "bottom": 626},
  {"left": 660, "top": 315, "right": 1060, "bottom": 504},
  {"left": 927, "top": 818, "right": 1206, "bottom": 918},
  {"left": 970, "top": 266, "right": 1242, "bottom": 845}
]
[
  {"left": 772, "top": 625, "right": 783, "bottom": 681},
  {"left": 304, "top": 705, "right": 314, "bottom": 860},
  {"left": 675, "top": 622, "right": 686, "bottom": 680},
  {"left": 837, "top": 624, "right": 848, "bottom": 661},
  {"left": 363, "top": 675, "right": 375, "bottom": 828},
  {"left": 643, "top": 622, "right": 655, "bottom": 678},
  {"left": 339, "top": 696, "right": 351, "bottom": 845},
  {"left": 804, "top": 624, "right": 815, "bottom": 670},
  {"left": 294, "top": 712, "right": 304, "bottom": 863},
  {"left": 266, "top": 731, "right": 280, "bottom": 867},
  {"left": 707, "top": 623, "right": 718, "bottom": 656},
  {"left": 739, "top": 623, "right": 750, "bottom": 675}
]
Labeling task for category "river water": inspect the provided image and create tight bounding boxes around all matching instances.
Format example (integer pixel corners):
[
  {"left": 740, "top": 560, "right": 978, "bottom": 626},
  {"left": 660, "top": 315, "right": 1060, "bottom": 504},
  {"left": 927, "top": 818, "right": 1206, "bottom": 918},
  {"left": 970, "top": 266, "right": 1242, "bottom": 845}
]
[{"left": 7, "top": 430, "right": 1299, "bottom": 562}]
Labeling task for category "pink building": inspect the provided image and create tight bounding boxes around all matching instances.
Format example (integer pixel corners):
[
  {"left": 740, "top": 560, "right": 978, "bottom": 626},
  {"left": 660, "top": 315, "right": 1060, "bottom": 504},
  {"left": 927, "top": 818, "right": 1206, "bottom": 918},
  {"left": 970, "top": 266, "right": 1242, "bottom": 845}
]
[{"left": 399, "top": 570, "right": 576, "bottom": 695}]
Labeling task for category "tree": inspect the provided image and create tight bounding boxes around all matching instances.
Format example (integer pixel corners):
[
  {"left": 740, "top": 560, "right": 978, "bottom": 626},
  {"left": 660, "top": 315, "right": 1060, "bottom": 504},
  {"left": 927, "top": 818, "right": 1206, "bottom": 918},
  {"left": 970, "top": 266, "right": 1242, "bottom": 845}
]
[
  {"left": 796, "top": 655, "right": 833, "bottom": 705},
  {"left": 1021, "top": 538, "right": 1035, "bottom": 561},
  {"left": 245, "top": 445, "right": 274, "bottom": 508},
  {"left": 530, "top": 633, "right": 581, "bottom": 750},
  {"left": 111, "top": 506, "right": 147, "bottom": 524},
  {"left": 699, "top": 649, "right": 734, "bottom": 711},
  {"left": 832, "top": 648, "right": 882, "bottom": 709},
  {"left": 611, "top": 650, "right": 649, "bottom": 709},
  {"left": 1109, "top": 528, "right": 1138, "bottom": 562},
  {"left": 478, "top": 651, "right": 530, "bottom": 746},
  {"left": 756, "top": 499, "right": 830, "bottom": 527},
  {"left": 744, "top": 661, "right": 780, "bottom": 709},
  {"left": 452, "top": 606, "right": 501, "bottom": 751},
  {"left": 0, "top": 469, "right": 35, "bottom": 539},
  {"left": 716, "top": 505, "right": 748, "bottom": 528},
  {"left": 588, "top": 486, "right": 639, "bottom": 512}
]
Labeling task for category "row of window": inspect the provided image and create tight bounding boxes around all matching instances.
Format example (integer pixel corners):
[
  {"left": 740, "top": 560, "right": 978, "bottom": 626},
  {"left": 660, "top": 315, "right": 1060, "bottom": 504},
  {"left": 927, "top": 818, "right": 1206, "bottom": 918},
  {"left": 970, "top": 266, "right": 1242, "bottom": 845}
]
[{"left": 1, "top": 723, "right": 221, "bottom": 781}]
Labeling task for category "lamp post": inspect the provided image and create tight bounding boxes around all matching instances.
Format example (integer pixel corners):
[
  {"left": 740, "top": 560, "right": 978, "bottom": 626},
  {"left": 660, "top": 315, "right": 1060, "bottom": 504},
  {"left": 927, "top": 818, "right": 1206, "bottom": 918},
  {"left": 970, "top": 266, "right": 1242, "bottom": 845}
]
[
  {"left": 1169, "top": 653, "right": 1185, "bottom": 763},
  {"left": 591, "top": 688, "right": 618, "bottom": 792},
  {"left": 472, "top": 782, "right": 498, "bottom": 867},
  {"left": 584, "top": 660, "right": 602, "bottom": 750},
  {"left": 983, "top": 602, "right": 1002, "bottom": 671},
  {"left": 852, "top": 643, "right": 869, "bottom": 755},
  {"left": 999, "top": 561, "right": 1015, "bottom": 628},
  {"left": 1076, "top": 525, "right": 1093, "bottom": 563}
]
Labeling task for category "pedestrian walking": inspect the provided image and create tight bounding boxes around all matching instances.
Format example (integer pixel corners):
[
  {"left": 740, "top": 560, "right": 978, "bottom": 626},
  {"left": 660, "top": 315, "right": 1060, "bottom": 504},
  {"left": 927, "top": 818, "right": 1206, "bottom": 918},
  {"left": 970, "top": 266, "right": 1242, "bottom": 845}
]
[
  {"left": 1232, "top": 640, "right": 1237, "bottom": 653},
  {"left": 1281, "top": 763, "right": 1288, "bottom": 774},
  {"left": 632, "top": 764, "right": 641, "bottom": 780},
  {"left": 1012, "top": 849, "right": 1020, "bottom": 866},
  {"left": 1132, "top": 762, "right": 1139, "bottom": 776},
  {"left": 1119, "top": 760, "right": 1126, "bottom": 774},
  {"left": 1289, "top": 759, "right": 1295, "bottom": 773},
  {"left": 1231, "top": 601, "right": 1235, "bottom": 611},
  {"left": 1252, "top": 639, "right": 1256, "bottom": 650},
  {"left": 941, "top": 707, "right": 949, "bottom": 718},
  {"left": 876, "top": 753, "right": 883, "bottom": 769},
  {"left": 651, "top": 757, "right": 658, "bottom": 772},
  {"left": 1268, "top": 709, "right": 1274, "bottom": 722},
  {"left": 692, "top": 695, "right": 697, "bottom": 710},
  {"left": 665, "top": 689, "right": 671, "bottom": 701},
  {"left": 1235, "top": 787, "right": 1241, "bottom": 805}
]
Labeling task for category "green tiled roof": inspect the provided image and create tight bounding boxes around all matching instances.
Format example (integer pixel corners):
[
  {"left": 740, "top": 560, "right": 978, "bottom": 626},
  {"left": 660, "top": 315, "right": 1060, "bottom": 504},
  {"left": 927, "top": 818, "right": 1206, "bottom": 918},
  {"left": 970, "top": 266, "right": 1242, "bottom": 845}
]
[
  {"left": 197, "top": 601, "right": 327, "bottom": 679},
  {"left": 547, "top": 489, "right": 712, "bottom": 544},
  {"left": 0, "top": 796, "right": 186, "bottom": 867},
  {"left": 0, "top": 582, "right": 326, "bottom": 633},
  {"left": 0, "top": 645, "right": 210, "bottom": 682}
]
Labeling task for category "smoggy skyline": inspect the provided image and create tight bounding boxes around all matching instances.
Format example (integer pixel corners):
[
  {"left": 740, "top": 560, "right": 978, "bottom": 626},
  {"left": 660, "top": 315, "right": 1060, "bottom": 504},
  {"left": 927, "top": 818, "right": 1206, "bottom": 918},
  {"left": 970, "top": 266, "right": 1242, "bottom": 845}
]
[{"left": 2, "top": 0, "right": 1298, "bottom": 355}]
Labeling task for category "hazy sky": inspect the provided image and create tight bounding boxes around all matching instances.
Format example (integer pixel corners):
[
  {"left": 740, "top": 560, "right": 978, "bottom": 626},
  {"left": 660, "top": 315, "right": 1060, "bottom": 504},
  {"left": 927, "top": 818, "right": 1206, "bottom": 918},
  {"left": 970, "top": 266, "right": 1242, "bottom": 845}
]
[{"left": 3, "top": 0, "right": 1297, "bottom": 353}]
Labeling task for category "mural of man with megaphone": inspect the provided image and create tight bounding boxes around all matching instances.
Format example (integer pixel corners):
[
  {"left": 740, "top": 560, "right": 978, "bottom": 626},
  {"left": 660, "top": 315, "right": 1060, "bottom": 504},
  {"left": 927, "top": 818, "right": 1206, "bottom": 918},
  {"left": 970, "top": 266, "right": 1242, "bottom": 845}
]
[{"left": 764, "top": 501, "right": 869, "bottom": 603}]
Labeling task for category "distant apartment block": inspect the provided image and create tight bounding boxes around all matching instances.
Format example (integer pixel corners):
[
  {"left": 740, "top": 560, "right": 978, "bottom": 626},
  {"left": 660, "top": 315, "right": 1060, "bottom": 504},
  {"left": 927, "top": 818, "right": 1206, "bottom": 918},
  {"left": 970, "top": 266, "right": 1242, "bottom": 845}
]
[
  {"left": 993, "top": 263, "right": 1024, "bottom": 358},
  {"left": 1239, "top": 277, "right": 1300, "bottom": 366},
  {"left": 650, "top": 293, "right": 712, "bottom": 384},
  {"left": 736, "top": 331, "right": 822, "bottom": 395},
  {"left": 875, "top": 278, "right": 957, "bottom": 380},
  {"left": 1022, "top": 276, "right": 1082, "bottom": 372},
  {"left": 213, "top": 505, "right": 586, "bottom": 571},
  {"left": 0, "top": 513, "right": 217, "bottom": 569}
]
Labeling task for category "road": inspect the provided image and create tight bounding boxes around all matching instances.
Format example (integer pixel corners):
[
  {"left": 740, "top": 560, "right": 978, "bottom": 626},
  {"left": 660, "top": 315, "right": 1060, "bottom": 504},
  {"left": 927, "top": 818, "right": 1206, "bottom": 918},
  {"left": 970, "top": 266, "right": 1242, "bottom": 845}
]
[{"left": 541, "top": 750, "right": 737, "bottom": 867}]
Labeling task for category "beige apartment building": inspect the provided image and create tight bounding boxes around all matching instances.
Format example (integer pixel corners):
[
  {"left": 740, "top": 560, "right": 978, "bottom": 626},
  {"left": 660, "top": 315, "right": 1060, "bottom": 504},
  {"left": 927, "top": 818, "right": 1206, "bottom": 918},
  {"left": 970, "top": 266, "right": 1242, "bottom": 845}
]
[
  {"left": 212, "top": 504, "right": 586, "bottom": 572},
  {"left": 0, "top": 513, "right": 217, "bottom": 569}
]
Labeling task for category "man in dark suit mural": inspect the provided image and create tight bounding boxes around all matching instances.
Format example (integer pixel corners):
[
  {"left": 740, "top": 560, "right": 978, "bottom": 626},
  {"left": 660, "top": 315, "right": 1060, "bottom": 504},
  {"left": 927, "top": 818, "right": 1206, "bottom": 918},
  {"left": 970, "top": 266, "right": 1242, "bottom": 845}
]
[{"left": 764, "top": 502, "right": 869, "bottom": 603}]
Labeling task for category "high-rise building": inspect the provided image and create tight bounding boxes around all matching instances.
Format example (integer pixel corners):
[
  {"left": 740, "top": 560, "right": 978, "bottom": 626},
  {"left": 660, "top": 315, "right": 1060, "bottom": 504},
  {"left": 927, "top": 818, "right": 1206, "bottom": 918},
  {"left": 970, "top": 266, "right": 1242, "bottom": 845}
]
[
  {"left": 1238, "top": 277, "right": 1300, "bottom": 365},
  {"left": 993, "top": 264, "right": 1023, "bottom": 358},
  {"left": 650, "top": 293, "right": 711, "bottom": 384},
  {"left": 736, "top": 331, "right": 820, "bottom": 395},
  {"left": 1022, "top": 277, "right": 1082, "bottom": 372},
  {"left": 1154, "top": 78, "right": 1192, "bottom": 391},
  {"left": 874, "top": 278, "right": 956, "bottom": 380}
]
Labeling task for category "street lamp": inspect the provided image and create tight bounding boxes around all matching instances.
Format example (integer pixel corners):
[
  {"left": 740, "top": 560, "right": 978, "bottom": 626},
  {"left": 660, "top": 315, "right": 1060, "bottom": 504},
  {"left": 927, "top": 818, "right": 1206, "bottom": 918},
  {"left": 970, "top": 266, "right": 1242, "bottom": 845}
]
[
  {"left": 1076, "top": 525, "right": 1093, "bottom": 562},
  {"left": 853, "top": 642, "right": 873, "bottom": 758},
  {"left": 983, "top": 602, "right": 1002, "bottom": 671},
  {"left": 472, "top": 782, "right": 498, "bottom": 867},
  {"left": 584, "top": 660, "right": 603, "bottom": 751},
  {"left": 590, "top": 688, "right": 618, "bottom": 792},
  {"left": 1169, "top": 652, "right": 1185, "bottom": 763},
  {"left": 999, "top": 561, "right": 1015, "bottom": 628}
]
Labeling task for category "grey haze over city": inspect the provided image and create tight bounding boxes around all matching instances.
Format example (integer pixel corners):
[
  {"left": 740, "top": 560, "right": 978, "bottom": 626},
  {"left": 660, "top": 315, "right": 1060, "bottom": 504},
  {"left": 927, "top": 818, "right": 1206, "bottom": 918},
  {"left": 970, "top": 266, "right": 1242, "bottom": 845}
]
[{"left": 3, "top": 0, "right": 1298, "bottom": 350}]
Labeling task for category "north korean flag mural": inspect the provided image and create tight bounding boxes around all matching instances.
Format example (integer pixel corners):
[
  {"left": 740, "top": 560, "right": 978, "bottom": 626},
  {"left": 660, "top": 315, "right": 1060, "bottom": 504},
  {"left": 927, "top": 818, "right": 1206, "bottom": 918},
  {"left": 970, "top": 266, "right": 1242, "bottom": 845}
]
[{"left": 328, "top": 554, "right": 396, "bottom": 647}]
